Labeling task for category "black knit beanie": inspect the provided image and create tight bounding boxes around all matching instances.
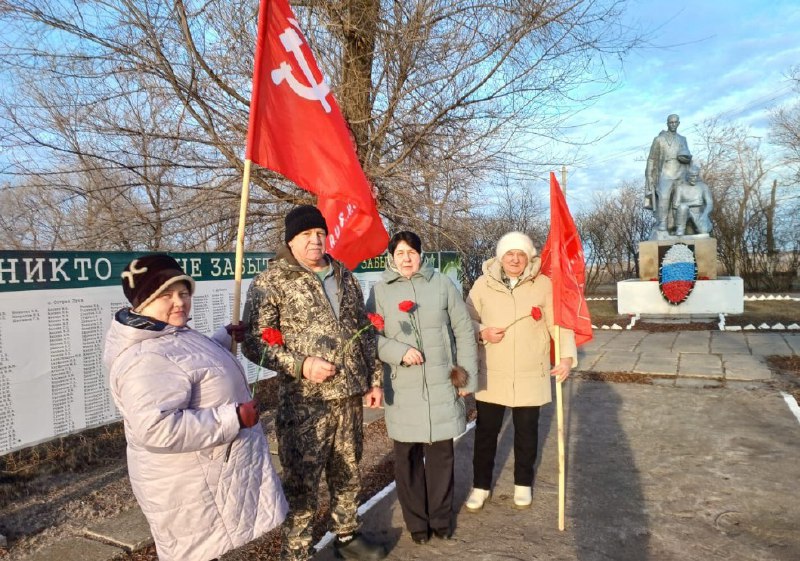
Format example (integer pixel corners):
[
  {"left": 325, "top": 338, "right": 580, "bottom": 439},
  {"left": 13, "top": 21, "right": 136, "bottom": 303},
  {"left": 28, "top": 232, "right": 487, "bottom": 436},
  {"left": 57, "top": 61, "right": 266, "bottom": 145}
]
[
  {"left": 284, "top": 205, "right": 328, "bottom": 243},
  {"left": 121, "top": 254, "right": 195, "bottom": 311}
]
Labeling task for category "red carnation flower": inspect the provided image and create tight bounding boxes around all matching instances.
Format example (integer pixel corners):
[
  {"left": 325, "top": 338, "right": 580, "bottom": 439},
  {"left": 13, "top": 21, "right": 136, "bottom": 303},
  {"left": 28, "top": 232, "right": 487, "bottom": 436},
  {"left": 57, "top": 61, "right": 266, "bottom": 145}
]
[
  {"left": 254, "top": 327, "right": 284, "bottom": 398},
  {"left": 506, "top": 306, "right": 542, "bottom": 329},
  {"left": 261, "top": 327, "right": 284, "bottom": 346},
  {"left": 397, "top": 300, "right": 422, "bottom": 350},
  {"left": 339, "top": 313, "right": 386, "bottom": 359},
  {"left": 367, "top": 312, "right": 385, "bottom": 331}
]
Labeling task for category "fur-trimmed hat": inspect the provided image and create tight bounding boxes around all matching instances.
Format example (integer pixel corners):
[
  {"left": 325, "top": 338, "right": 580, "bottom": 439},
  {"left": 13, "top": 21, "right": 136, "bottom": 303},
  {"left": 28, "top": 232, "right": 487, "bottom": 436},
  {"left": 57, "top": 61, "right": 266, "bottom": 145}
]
[
  {"left": 495, "top": 231, "right": 537, "bottom": 260},
  {"left": 121, "top": 254, "right": 195, "bottom": 311},
  {"left": 284, "top": 205, "right": 328, "bottom": 243}
]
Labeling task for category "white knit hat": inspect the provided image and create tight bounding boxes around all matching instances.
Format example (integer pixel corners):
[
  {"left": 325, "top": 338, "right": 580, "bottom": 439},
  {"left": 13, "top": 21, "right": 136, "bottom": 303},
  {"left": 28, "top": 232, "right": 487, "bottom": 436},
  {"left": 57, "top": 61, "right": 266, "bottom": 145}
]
[{"left": 495, "top": 231, "right": 537, "bottom": 260}]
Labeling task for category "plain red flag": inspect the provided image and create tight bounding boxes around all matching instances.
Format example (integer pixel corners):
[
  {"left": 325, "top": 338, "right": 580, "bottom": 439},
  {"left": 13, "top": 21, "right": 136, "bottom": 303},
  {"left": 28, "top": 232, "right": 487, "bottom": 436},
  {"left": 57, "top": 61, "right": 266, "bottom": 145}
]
[
  {"left": 245, "top": 0, "right": 388, "bottom": 269},
  {"left": 540, "top": 172, "right": 593, "bottom": 346}
]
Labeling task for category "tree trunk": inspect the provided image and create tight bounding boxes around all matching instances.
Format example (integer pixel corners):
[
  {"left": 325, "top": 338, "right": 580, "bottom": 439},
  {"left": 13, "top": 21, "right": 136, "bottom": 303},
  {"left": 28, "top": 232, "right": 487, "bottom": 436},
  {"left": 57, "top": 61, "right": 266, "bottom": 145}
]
[{"left": 332, "top": 0, "right": 379, "bottom": 164}]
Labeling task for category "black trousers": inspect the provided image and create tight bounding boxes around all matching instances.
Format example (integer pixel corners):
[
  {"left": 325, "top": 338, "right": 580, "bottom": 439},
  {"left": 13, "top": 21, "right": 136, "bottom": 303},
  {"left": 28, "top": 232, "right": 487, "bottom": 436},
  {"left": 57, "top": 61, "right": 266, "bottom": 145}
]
[
  {"left": 393, "top": 439, "right": 454, "bottom": 534},
  {"left": 472, "top": 400, "right": 541, "bottom": 489}
]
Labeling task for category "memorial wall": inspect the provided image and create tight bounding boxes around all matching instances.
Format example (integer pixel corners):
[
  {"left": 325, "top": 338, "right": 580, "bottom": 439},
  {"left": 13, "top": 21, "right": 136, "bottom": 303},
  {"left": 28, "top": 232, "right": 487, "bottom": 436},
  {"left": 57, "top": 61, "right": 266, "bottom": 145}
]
[{"left": 0, "top": 250, "right": 460, "bottom": 455}]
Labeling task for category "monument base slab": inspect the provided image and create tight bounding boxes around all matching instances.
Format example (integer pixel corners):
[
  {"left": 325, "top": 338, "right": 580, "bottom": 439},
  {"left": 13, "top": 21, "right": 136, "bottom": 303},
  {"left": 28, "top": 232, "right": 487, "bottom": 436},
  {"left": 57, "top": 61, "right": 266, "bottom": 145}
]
[
  {"left": 617, "top": 277, "right": 743, "bottom": 315},
  {"left": 639, "top": 237, "right": 717, "bottom": 280}
]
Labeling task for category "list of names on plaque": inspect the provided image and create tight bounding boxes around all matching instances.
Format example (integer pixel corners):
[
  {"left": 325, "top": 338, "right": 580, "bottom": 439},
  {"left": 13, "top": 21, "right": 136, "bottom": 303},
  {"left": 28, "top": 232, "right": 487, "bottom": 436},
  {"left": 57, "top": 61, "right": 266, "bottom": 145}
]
[
  {"left": 48, "top": 302, "right": 78, "bottom": 435},
  {"left": 211, "top": 288, "right": 228, "bottom": 331},
  {"left": 0, "top": 308, "right": 18, "bottom": 451},
  {"left": 191, "top": 294, "right": 210, "bottom": 334},
  {"left": 80, "top": 303, "right": 108, "bottom": 426},
  {"left": 0, "top": 279, "right": 266, "bottom": 455}
]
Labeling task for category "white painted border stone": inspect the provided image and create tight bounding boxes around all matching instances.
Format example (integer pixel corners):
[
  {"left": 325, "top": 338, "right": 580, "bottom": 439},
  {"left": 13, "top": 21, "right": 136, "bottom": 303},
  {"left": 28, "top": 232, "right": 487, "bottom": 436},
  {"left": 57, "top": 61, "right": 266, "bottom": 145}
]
[{"left": 781, "top": 392, "right": 800, "bottom": 426}]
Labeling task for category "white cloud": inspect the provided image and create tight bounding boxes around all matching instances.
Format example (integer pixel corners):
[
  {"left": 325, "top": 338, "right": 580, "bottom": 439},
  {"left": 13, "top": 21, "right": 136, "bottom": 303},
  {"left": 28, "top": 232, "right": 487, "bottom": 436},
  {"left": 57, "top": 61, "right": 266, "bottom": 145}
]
[{"left": 555, "top": 0, "right": 800, "bottom": 203}]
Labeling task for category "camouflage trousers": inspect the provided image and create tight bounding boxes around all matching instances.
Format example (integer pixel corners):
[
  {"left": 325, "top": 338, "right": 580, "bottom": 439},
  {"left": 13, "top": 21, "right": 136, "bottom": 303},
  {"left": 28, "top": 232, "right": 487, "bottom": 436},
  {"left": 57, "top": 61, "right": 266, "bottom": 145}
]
[{"left": 276, "top": 393, "right": 364, "bottom": 561}]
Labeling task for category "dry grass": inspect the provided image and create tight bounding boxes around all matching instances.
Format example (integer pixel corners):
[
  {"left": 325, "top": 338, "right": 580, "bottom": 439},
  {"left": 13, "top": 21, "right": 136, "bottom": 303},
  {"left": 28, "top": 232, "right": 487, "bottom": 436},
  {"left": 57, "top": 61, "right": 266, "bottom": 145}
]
[
  {"left": 0, "top": 424, "right": 127, "bottom": 505},
  {"left": 726, "top": 299, "right": 800, "bottom": 327},
  {"left": 766, "top": 355, "right": 800, "bottom": 404},
  {"left": 576, "top": 371, "right": 678, "bottom": 384},
  {"left": 586, "top": 294, "right": 800, "bottom": 328},
  {"left": 585, "top": 298, "right": 623, "bottom": 325}
]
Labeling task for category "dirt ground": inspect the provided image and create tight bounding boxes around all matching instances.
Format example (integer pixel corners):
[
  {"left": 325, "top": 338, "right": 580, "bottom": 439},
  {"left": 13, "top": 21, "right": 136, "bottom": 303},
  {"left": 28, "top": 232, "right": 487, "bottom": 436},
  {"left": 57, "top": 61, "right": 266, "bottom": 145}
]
[{"left": 0, "top": 377, "right": 475, "bottom": 560}]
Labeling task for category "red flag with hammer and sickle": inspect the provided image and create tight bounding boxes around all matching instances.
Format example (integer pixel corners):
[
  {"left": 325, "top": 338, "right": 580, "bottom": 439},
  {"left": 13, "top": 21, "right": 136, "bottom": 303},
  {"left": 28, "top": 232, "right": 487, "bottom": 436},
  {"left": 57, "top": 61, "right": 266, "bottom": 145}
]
[{"left": 246, "top": 0, "right": 388, "bottom": 269}]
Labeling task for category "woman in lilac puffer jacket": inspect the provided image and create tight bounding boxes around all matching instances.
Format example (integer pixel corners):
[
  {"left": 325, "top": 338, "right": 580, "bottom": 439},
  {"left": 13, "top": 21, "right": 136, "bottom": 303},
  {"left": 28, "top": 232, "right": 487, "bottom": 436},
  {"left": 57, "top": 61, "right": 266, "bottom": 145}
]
[{"left": 103, "top": 254, "right": 287, "bottom": 561}]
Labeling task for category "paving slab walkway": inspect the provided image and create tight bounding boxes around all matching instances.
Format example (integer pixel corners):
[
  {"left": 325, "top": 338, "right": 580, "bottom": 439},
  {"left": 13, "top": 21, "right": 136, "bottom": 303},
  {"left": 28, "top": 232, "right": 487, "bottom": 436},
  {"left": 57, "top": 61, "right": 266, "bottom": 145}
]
[{"left": 576, "top": 331, "right": 800, "bottom": 382}]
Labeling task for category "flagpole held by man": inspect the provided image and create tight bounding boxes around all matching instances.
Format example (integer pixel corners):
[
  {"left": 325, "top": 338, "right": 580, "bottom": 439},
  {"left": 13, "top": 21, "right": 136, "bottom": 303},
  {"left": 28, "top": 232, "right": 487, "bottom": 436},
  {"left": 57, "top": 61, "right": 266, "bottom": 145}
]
[
  {"left": 234, "top": 0, "right": 391, "bottom": 559},
  {"left": 230, "top": 0, "right": 388, "bottom": 343}
]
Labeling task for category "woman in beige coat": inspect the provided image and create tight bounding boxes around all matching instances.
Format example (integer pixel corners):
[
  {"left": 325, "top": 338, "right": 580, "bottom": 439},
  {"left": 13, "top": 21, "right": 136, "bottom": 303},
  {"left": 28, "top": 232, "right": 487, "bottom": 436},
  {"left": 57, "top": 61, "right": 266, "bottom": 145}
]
[{"left": 464, "top": 232, "right": 577, "bottom": 511}]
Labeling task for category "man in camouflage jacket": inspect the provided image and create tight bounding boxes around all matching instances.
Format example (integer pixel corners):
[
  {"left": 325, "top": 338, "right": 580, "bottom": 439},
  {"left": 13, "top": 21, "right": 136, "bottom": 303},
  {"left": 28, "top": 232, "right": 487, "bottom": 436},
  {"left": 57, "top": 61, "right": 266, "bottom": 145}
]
[{"left": 242, "top": 205, "right": 386, "bottom": 561}]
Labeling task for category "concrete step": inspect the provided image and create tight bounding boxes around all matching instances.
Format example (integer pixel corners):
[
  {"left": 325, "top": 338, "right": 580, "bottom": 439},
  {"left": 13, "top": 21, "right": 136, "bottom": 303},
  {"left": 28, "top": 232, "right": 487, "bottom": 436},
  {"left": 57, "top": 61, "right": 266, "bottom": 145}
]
[
  {"left": 83, "top": 507, "right": 153, "bottom": 553},
  {"left": 18, "top": 537, "right": 126, "bottom": 561}
]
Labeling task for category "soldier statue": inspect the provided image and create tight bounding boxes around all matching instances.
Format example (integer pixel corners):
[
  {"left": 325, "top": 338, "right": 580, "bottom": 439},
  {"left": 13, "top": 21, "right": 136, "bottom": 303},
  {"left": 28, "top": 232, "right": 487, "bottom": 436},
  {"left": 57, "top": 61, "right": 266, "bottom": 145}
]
[{"left": 645, "top": 114, "right": 692, "bottom": 236}]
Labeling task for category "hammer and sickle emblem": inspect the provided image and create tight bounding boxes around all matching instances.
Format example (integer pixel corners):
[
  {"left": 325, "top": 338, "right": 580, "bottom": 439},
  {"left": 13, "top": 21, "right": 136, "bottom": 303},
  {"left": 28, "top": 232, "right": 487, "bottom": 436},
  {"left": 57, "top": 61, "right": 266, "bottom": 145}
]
[{"left": 271, "top": 18, "right": 331, "bottom": 113}]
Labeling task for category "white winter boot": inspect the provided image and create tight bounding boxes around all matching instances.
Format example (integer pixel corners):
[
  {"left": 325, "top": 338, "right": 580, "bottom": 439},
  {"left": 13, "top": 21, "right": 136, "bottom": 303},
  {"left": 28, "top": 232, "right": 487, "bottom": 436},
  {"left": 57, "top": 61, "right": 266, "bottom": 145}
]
[
  {"left": 513, "top": 485, "right": 532, "bottom": 509},
  {"left": 465, "top": 488, "right": 491, "bottom": 512}
]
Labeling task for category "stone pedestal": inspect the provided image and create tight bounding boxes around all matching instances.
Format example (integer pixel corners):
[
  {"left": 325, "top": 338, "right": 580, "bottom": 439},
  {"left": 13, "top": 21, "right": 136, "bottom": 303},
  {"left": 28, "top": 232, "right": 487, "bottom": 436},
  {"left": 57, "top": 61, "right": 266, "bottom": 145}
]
[
  {"left": 639, "top": 237, "right": 717, "bottom": 280},
  {"left": 617, "top": 277, "right": 743, "bottom": 315}
]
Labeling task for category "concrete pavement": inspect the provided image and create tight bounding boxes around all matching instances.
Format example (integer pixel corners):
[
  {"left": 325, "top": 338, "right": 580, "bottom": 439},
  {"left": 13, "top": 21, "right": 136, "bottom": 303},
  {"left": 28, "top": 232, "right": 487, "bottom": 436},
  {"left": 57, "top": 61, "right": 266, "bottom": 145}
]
[
  {"left": 577, "top": 331, "right": 798, "bottom": 385},
  {"left": 16, "top": 330, "right": 800, "bottom": 561}
]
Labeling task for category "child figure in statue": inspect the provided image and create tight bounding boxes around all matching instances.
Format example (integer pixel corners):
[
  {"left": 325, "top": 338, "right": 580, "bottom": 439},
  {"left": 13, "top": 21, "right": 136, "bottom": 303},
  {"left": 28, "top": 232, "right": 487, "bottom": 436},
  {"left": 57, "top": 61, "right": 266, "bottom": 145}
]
[{"left": 672, "top": 166, "right": 713, "bottom": 237}]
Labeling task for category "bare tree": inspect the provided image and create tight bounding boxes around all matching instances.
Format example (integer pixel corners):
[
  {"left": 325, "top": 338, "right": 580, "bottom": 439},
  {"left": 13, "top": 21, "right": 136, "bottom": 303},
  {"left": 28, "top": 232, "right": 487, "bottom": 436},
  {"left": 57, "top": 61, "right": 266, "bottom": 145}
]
[
  {"left": 0, "top": 181, "right": 76, "bottom": 249},
  {"left": 452, "top": 180, "right": 548, "bottom": 291},
  {"left": 0, "top": 0, "right": 639, "bottom": 251},
  {"left": 769, "top": 66, "right": 800, "bottom": 284},
  {"left": 694, "top": 119, "right": 796, "bottom": 289},
  {"left": 770, "top": 66, "right": 800, "bottom": 187},
  {"left": 576, "top": 181, "right": 653, "bottom": 290}
]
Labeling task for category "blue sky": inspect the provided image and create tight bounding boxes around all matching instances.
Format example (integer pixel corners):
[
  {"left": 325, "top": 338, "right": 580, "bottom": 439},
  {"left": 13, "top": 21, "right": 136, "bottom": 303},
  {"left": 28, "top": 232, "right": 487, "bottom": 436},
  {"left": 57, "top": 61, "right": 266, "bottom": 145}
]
[{"left": 557, "top": 0, "right": 800, "bottom": 208}]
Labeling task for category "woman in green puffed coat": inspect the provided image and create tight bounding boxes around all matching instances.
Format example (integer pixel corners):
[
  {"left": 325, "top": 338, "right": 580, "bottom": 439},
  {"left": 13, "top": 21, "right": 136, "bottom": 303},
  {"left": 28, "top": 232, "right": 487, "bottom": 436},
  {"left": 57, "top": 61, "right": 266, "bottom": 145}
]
[{"left": 366, "top": 231, "right": 478, "bottom": 545}]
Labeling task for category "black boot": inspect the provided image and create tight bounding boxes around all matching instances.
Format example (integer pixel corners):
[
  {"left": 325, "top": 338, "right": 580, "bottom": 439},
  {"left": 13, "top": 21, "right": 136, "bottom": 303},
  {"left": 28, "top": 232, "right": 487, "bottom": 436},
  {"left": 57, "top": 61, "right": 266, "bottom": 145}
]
[
  {"left": 411, "top": 530, "right": 430, "bottom": 544},
  {"left": 432, "top": 527, "right": 452, "bottom": 540},
  {"left": 333, "top": 533, "right": 387, "bottom": 560}
]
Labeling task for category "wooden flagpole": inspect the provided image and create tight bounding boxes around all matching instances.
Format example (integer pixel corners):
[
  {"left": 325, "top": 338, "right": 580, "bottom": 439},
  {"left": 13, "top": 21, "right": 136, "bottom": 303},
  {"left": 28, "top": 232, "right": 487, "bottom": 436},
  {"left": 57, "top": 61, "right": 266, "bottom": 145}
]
[
  {"left": 555, "top": 326, "right": 565, "bottom": 531},
  {"left": 230, "top": 158, "right": 253, "bottom": 352},
  {"left": 557, "top": 164, "right": 567, "bottom": 531}
]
